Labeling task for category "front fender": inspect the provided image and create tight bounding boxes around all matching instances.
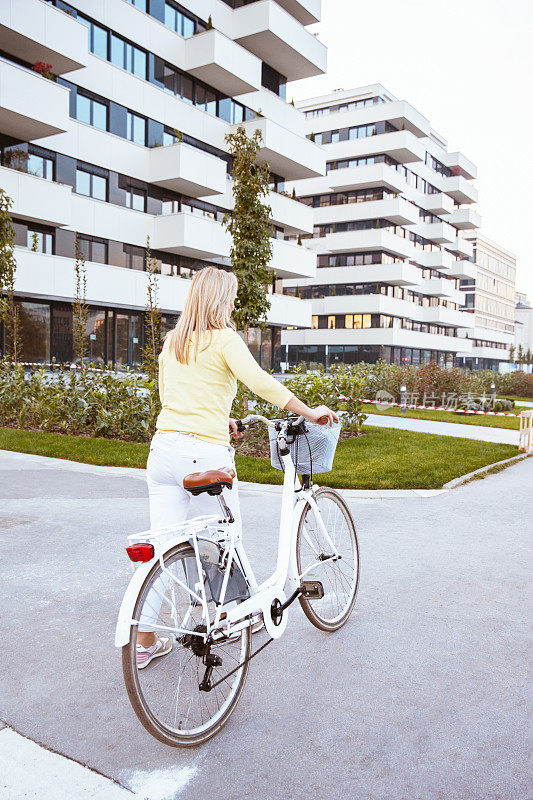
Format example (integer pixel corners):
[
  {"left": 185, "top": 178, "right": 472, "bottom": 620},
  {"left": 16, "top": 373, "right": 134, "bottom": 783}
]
[{"left": 115, "top": 538, "right": 185, "bottom": 648}]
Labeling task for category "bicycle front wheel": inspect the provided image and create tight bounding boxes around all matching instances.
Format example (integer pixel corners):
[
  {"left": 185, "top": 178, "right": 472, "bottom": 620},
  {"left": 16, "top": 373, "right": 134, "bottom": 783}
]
[
  {"left": 122, "top": 542, "right": 252, "bottom": 747},
  {"left": 296, "top": 487, "right": 359, "bottom": 631}
]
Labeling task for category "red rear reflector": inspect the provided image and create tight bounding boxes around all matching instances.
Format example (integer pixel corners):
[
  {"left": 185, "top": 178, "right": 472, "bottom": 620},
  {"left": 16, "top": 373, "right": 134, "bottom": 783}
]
[{"left": 126, "top": 543, "right": 154, "bottom": 562}]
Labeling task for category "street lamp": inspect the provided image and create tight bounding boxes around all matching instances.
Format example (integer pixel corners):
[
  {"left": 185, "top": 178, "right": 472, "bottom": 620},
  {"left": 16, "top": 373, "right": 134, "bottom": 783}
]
[
  {"left": 400, "top": 384, "right": 407, "bottom": 413},
  {"left": 490, "top": 382, "right": 496, "bottom": 407}
]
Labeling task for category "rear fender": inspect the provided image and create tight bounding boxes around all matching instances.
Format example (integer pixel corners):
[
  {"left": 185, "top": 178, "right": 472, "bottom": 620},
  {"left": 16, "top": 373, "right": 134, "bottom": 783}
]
[{"left": 115, "top": 537, "right": 187, "bottom": 648}]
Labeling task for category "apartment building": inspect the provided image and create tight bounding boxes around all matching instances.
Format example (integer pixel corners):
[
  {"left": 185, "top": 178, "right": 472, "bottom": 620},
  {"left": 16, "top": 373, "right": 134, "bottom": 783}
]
[
  {"left": 0, "top": 0, "right": 326, "bottom": 368},
  {"left": 456, "top": 234, "right": 516, "bottom": 370},
  {"left": 515, "top": 292, "right": 533, "bottom": 360},
  {"left": 281, "top": 84, "right": 480, "bottom": 369}
]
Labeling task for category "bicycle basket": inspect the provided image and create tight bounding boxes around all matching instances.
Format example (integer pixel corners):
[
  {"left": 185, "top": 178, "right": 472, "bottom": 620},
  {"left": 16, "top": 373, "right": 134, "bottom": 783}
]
[{"left": 268, "top": 420, "right": 341, "bottom": 475}]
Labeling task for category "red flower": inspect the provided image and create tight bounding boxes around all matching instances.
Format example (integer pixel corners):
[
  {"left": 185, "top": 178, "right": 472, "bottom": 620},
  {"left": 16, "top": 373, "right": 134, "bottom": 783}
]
[{"left": 32, "top": 61, "right": 53, "bottom": 75}]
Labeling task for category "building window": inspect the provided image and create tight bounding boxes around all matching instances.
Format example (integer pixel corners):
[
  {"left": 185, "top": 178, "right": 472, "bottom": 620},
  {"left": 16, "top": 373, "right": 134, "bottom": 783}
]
[
  {"left": 18, "top": 302, "right": 51, "bottom": 362},
  {"left": 164, "top": 2, "right": 203, "bottom": 37},
  {"left": 126, "top": 111, "right": 146, "bottom": 145},
  {"left": 78, "top": 15, "right": 108, "bottom": 59},
  {"left": 77, "top": 235, "right": 107, "bottom": 263},
  {"left": 311, "top": 315, "right": 318, "bottom": 329},
  {"left": 124, "top": 244, "right": 146, "bottom": 271},
  {"left": 76, "top": 93, "right": 108, "bottom": 131},
  {"left": 345, "top": 315, "right": 353, "bottom": 329},
  {"left": 127, "top": 0, "right": 147, "bottom": 10},
  {"left": 327, "top": 316, "right": 336, "bottom": 329},
  {"left": 76, "top": 168, "right": 107, "bottom": 201},
  {"left": 27, "top": 153, "right": 54, "bottom": 180},
  {"left": 110, "top": 33, "right": 147, "bottom": 79},
  {"left": 27, "top": 229, "right": 53, "bottom": 254},
  {"left": 261, "top": 62, "right": 286, "bottom": 99},
  {"left": 126, "top": 185, "right": 146, "bottom": 212}
]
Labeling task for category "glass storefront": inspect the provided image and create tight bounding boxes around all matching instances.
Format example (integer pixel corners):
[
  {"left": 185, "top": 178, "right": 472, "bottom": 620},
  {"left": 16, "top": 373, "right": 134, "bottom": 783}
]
[
  {"left": 86, "top": 309, "right": 106, "bottom": 363},
  {"left": 19, "top": 302, "right": 50, "bottom": 362}
]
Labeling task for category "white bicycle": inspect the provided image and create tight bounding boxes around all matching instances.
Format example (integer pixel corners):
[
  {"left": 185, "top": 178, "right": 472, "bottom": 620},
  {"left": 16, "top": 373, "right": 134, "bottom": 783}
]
[{"left": 115, "top": 414, "right": 360, "bottom": 747}]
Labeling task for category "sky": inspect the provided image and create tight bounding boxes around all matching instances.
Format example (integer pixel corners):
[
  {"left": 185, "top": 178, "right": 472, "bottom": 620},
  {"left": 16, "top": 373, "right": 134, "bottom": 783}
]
[{"left": 289, "top": 0, "right": 533, "bottom": 300}]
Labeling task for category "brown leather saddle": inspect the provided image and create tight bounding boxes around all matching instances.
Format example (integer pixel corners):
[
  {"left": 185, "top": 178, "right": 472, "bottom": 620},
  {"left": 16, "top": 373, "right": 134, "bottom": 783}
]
[{"left": 183, "top": 466, "right": 235, "bottom": 496}]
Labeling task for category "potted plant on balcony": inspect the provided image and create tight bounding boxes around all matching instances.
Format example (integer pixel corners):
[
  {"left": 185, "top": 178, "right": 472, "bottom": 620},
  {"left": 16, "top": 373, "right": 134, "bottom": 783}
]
[{"left": 32, "top": 61, "right": 55, "bottom": 81}]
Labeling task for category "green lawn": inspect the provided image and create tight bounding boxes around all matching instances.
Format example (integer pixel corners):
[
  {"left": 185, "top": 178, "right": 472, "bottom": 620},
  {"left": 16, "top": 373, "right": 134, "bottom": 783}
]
[
  {"left": 0, "top": 426, "right": 519, "bottom": 490},
  {"left": 361, "top": 403, "right": 521, "bottom": 429}
]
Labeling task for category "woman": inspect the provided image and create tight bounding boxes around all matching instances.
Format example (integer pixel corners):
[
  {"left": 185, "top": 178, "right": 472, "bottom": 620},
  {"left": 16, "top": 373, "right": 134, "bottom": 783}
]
[{"left": 136, "top": 267, "right": 338, "bottom": 667}]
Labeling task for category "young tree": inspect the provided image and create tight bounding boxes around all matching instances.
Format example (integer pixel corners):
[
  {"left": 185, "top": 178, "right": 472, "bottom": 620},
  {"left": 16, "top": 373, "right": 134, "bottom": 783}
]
[
  {"left": 72, "top": 233, "right": 89, "bottom": 371},
  {"left": 142, "top": 236, "right": 161, "bottom": 383},
  {"left": 0, "top": 189, "right": 21, "bottom": 362},
  {"left": 223, "top": 126, "right": 274, "bottom": 337},
  {"left": 517, "top": 344, "right": 524, "bottom": 365},
  {"left": 508, "top": 344, "right": 515, "bottom": 363}
]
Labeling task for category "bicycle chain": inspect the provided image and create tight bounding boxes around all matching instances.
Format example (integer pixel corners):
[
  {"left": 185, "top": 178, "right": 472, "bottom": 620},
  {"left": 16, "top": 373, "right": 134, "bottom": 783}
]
[{"left": 206, "top": 635, "right": 274, "bottom": 691}]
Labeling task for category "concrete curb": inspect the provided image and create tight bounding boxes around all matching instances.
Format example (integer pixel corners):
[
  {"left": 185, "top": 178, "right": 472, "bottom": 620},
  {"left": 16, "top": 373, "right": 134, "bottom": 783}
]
[
  {"left": 442, "top": 452, "right": 530, "bottom": 490},
  {"left": 0, "top": 449, "right": 444, "bottom": 499}
]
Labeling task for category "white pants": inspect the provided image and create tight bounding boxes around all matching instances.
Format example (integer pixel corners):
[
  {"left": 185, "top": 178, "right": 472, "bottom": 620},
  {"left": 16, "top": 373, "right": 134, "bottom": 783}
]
[
  {"left": 140, "top": 432, "right": 241, "bottom": 633},
  {"left": 146, "top": 431, "right": 241, "bottom": 531}
]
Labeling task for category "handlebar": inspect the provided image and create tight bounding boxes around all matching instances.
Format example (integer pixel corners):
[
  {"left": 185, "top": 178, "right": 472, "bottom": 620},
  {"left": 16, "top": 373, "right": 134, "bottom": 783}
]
[{"left": 235, "top": 414, "right": 305, "bottom": 433}]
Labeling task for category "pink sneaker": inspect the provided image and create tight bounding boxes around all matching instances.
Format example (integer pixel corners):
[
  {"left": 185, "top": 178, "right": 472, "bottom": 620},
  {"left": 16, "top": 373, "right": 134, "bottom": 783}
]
[{"left": 136, "top": 635, "right": 173, "bottom": 669}]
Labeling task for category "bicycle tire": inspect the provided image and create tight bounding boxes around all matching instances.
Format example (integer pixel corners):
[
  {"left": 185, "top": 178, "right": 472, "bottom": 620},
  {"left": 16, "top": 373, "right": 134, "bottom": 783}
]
[
  {"left": 122, "top": 542, "right": 252, "bottom": 747},
  {"left": 296, "top": 487, "right": 359, "bottom": 632}
]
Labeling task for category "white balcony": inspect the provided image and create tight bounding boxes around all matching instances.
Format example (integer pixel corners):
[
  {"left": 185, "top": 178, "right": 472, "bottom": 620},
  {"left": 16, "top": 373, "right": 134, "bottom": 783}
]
[
  {"left": 324, "top": 130, "right": 426, "bottom": 165},
  {"left": 273, "top": 0, "right": 321, "bottom": 25},
  {"left": 412, "top": 221, "right": 457, "bottom": 244},
  {"left": 13, "top": 249, "right": 191, "bottom": 313},
  {"left": 232, "top": 0, "right": 327, "bottom": 81},
  {"left": 313, "top": 197, "right": 420, "bottom": 227},
  {"left": 148, "top": 143, "right": 227, "bottom": 197},
  {"left": 153, "top": 212, "right": 230, "bottom": 259},
  {"left": 71, "top": 195, "right": 151, "bottom": 248},
  {"left": 282, "top": 326, "right": 473, "bottom": 354},
  {"left": 418, "top": 278, "right": 464, "bottom": 304},
  {"left": 462, "top": 344, "right": 510, "bottom": 361},
  {"left": 448, "top": 259, "right": 477, "bottom": 280},
  {"left": 417, "top": 192, "right": 455, "bottom": 216},
  {"left": 238, "top": 116, "right": 325, "bottom": 180},
  {"left": 414, "top": 250, "right": 454, "bottom": 271},
  {"left": 185, "top": 29, "right": 261, "bottom": 95},
  {"left": 448, "top": 237, "right": 474, "bottom": 259},
  {"left": 446, "top": 208, "right": 482, "bottom": 230},
  {"left": 271, "top": 238, "right": 316, "bottom": 278},
  {"left": 442, "top": 151, "right": 477, "bottom": 180},
  {"left": 328, "top": 162, "right": 408, "bottom": 194},
  {"left": 283, "top": 261, "right": 422, "bottom": 289},
  {"left": 0, "top": 59, "right": 70, "bottom": 139},
  {"left": 0, "top": 165, "right": 72, "bottom": 228},
  {"left": 269, "top": 192, "right": 314, "bottom": 234},
  {"left": 267, "top": 293, "right": 312, "bottom": 327},
  {"left": 323, "top": 228, "right": 415, "bottom": 260},
  {"left": 421, "top": 306, "right": 472, "bottom": 328},
  {"left": 0, "top": 0, "right": 89, "bottom": 74},
  {"left": 441, "top": 176, "right": 478, "bottom": 204},
  {"left": 306, "top": 100, "right": 430, "bottom": 139}
]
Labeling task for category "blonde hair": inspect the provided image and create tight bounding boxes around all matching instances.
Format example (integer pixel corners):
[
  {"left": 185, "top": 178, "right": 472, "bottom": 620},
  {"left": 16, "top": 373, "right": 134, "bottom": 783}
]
[{"left": 169, "top": 267, "right": 237, "bottom": 363}]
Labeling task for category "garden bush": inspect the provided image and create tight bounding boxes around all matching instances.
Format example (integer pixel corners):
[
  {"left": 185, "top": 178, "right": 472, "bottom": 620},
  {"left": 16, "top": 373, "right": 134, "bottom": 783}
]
[{"left": 1, "top": 361, "right": 531, "bottom": 448}]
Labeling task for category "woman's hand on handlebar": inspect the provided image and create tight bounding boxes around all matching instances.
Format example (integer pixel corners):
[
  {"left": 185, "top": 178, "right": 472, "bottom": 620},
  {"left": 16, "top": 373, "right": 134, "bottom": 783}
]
[
  {"left": 284, "top": 396, "right": 339, "bottom": 427},
  {"left": 307, "top": 405, "right": 339, "bottom": 426}
]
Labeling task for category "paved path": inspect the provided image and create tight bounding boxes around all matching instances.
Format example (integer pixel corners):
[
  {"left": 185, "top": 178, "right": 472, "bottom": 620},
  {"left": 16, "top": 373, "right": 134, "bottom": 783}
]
[
  {"left": 0, "top": 452, "right": 531, "bottom": 800},
  {"left": 365, "top": 412, "right": 519, "bottom": 444}
]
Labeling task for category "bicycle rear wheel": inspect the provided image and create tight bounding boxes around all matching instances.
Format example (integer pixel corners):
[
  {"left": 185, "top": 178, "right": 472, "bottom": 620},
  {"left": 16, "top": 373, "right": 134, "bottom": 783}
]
[
  {"left": 122, "top": 542, "right": 251, "bottom": 747},
  {"left": 296, "top": 487, "right": 359, "bottom": 631}
]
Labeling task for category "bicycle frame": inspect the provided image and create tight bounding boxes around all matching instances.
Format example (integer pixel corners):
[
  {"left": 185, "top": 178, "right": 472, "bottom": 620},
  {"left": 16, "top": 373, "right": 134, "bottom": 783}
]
[{"left": 115, "top": 417, "right": 340, "bottom": 647}]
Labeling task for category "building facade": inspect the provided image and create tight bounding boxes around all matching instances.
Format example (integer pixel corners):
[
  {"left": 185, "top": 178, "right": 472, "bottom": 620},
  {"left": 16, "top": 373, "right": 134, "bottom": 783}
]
[
  {"left": 0, "top": 0, "right": 326, "bottom": 368},
  {"left": 281, "top": 84, "right": 480, "bottom": 369},
  {"left": 515, "top": 292, "right": 533, "bottom": 363},
  {"left": 456, "top": 234, "right": 516, "bottom": 371}
]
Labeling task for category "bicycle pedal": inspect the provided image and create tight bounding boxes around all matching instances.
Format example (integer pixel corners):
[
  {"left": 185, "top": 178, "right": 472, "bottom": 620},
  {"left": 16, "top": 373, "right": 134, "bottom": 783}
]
[{"left": 300, "top": 580, "right": 324, "bottom": 599}]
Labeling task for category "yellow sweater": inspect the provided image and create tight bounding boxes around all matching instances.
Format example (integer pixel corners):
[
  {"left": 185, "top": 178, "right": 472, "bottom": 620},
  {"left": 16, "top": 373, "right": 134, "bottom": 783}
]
[{"left": 156, "top": 328, "right": 293, "bottom": 445}]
